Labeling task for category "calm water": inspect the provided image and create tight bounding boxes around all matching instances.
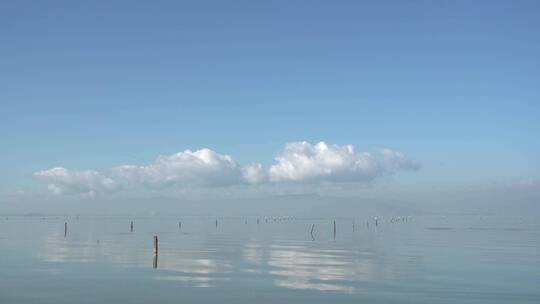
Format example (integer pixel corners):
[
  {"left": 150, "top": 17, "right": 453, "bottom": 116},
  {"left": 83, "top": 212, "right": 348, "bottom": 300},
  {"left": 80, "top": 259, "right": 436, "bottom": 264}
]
[{"left": 0, "top": 215, "right": 538, "bottom": 303}]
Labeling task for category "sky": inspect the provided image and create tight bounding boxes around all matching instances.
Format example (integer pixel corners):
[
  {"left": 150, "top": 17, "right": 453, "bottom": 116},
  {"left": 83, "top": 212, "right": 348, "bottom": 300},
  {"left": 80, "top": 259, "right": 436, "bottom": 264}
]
[{"left": 1, "top": 1, "right": 539, "bottom": 214}]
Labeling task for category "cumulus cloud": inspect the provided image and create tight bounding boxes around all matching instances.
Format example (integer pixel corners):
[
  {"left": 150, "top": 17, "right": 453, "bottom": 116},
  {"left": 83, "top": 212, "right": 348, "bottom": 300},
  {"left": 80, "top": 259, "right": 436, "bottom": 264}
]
[
  {"left": 269, "top": 142, "right": 381, "bottom": 182},
  {"left": 34, "top": 142, "right": 420, "bottom": 196},
  {"left": 35, "top": 149, "right": 257, "bottom": 196},
  {"left": 111, "top": 148, "right": 243, "bottom": 188},
  {"left": 241, "top": 163, "right": 268, "bottom": 184}
]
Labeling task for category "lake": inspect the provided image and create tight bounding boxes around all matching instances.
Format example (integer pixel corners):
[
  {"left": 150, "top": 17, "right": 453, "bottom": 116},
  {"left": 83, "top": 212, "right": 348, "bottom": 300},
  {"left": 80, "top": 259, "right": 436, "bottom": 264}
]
[{"left": 0, "top": 214, "right": 538, "bottom": 303}]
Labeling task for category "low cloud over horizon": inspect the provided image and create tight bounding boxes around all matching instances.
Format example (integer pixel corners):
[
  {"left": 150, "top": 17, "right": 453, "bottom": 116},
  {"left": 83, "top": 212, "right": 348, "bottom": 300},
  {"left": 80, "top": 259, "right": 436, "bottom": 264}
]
[{"left": 34, "top": 141, "right": 420, "bottom": 197}]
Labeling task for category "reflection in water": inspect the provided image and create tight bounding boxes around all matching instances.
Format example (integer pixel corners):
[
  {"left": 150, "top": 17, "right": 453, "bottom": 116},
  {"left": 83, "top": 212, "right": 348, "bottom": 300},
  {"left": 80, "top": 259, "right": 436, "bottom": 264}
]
[
  {"left": 36, "top": 219, "right": 415, "bottom": 293},
  {"left": 268, "top": 246, "right": 358, "bottom": 292},
  {"left": 266, "top": 243, "right": 403, "bottom": 292},
  {"left": 2, "top": 215, "right": 538, "bottom": 303}
]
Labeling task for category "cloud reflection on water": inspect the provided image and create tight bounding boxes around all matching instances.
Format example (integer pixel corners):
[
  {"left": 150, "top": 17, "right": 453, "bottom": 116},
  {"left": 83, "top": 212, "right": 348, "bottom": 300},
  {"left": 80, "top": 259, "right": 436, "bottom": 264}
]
[{"left": 37, "top": 220, "right": 412, "bottom": 292}]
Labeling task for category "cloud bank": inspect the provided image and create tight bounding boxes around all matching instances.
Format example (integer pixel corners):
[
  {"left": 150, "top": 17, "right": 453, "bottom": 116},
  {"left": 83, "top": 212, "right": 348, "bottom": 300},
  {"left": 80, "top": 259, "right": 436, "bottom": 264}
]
[
  {"left": 111, "top": 148, "right": 243, "bottom": 188},
  {"left": 34, "top": 141, "right": 420, "bottom": 196},
  {"left": 34, "top": 167, "right": 118, "bottom": 197}
]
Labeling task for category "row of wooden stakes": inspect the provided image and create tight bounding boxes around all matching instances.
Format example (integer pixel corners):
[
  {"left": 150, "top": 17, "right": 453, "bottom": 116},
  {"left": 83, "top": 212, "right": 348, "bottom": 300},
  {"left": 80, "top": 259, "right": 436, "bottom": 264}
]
[
  {"left": 59, "top": 217, "right": 411, "bottom": 269},
  {"left": 61, "top": 216, "right": 412, "bottom": 238}
]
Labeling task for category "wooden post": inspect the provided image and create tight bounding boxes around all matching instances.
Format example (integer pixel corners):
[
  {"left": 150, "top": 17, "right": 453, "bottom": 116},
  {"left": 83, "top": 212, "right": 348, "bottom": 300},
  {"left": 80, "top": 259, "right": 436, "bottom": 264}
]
[
  {"left": 310, "top": 224, "right": 315, "bottom": 240},
  {"left": 257, "top": 218, "right": 260, "bottom": 225},
  {"left": 152, "top": 235, "right": 158, "bottom": 269},
  {"left": 333, "top": 220, "right": 336, "bottom": 239},
  {"left": 64, "top": 222, "right": 67, "bottom": 238},
  {"left": 178, "top": 221, "right": 182, "bottom": 230},
  {"left": 130, "top": 221, "right": 134, "bottom": 232},
  {"left": 153, "top": 236, "right": 158, "bottom": 255},
  {"left": 215, "top": 219, "right": 218, "bottom": 229}
]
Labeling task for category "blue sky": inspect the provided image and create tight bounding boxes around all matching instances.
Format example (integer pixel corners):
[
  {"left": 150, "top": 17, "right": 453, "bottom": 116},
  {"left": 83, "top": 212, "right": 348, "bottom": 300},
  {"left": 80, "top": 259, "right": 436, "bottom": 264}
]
[{"left": 1, "top": 1, "right": 539, "bottom": 205}]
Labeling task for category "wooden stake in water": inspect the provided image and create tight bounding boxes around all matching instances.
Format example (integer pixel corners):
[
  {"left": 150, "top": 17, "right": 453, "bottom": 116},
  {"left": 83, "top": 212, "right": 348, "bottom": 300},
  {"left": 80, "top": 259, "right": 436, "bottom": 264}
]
[
  {"left": 333, "top": 220, "right": 336, "bottom": 239},
  {"left": 152, "top": 237, "right": 158, "bottom": 269},
  {"left": 64, "top": 222, "right": 67, "bottom": 238},
  {"left": 152, "top": 235, "right": 159, "bottom": 269},
  {"left": 310, "top": 224, "right": 315, "bottom": 240},
  {"left": 215, "top": 219, "right": 218, "bottom": 229},
  {"left": 178, "top": 221, "right": 182, "bottom": 230},
  {"left": 130, "top": 221, "right": 134, "bottom": 232},
  {"left": 153, "top": 254, "right": 158, "bottom": 269},
  {"left": 153, "top": 236, "right": 158, "bottom": 255}
]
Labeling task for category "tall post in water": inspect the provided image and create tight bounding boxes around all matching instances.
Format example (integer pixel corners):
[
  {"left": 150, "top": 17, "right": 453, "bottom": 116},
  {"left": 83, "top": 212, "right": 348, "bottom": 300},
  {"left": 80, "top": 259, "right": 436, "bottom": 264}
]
[
  {"left": 333, "top": 220, "right": 336, "bottom": 239},
  {"left": 153, "top": 236, "right": 158, "bottom": 255},
  {"left": 179, "top": 221, "right": 182, "bottom": 230},
  {"left": 64, "top": 222, "right": 67, "bottom": 238},
  {"left": 130, "top": 221, "right": 134, "bottom": 232},
  {"left": 215, "top": 219, "right": 218, "bottom": 229},
  {"left": 310, "top": 224, "right": 315, "bottom": 240},
  {"left": 152, "top": 236, "right": 158, "bottom": 269}
]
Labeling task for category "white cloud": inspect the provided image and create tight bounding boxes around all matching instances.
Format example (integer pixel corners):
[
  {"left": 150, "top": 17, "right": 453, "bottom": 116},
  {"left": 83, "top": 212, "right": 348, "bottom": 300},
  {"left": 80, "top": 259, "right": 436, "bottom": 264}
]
[
  {"left": 111, "top": 148, "right": 244, "bottom": 188},
  {"left": 242, "top": 163, "right": 268, "bottom": 184},
  {"left": 34, "top": 142, "right": 420, "bottom": 196},
  {"left": 269, "top": 141, "right": 381, "bottom": 182},
  {"left": 34, "top": 167, "right": 118, "bottom": 196},
  {"left": 379, "top": 148, "right": 421, "bottom": 171}
]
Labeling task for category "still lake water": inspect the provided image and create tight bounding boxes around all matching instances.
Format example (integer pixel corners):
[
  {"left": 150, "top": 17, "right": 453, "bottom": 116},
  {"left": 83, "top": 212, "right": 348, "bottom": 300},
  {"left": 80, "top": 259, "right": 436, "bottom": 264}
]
[{"left": 0, "top": 215, "right": 538, "bottom": 303}]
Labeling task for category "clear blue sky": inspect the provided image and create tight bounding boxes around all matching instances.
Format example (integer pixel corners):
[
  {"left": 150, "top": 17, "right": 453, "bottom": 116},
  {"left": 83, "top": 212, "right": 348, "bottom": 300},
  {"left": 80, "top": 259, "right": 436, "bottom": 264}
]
[{"left": 1, "top": 0, "right": 539, "bottom": 198}]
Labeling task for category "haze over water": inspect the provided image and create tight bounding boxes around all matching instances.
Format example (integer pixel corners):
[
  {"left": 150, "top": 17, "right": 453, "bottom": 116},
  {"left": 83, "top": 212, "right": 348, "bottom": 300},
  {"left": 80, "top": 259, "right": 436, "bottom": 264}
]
[{"left": 1, "top": 214, "right": 538, "bottom": 303}]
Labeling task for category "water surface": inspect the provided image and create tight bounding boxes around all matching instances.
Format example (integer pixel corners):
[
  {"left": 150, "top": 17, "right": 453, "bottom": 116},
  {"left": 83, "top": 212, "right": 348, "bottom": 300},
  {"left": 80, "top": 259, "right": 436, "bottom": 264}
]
[{"left": 0, "top": 215, "right": 538, "bottom": 303}]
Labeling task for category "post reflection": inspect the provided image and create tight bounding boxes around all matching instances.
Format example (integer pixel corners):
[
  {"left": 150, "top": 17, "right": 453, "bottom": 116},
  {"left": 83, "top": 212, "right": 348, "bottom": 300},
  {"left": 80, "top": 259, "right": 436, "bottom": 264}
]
[
  {"left": 36, "top": 218, "right": 421, "bottom": 293},
  {"left": 153, "top": 254, "right": 158, "bottom": 269}
]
